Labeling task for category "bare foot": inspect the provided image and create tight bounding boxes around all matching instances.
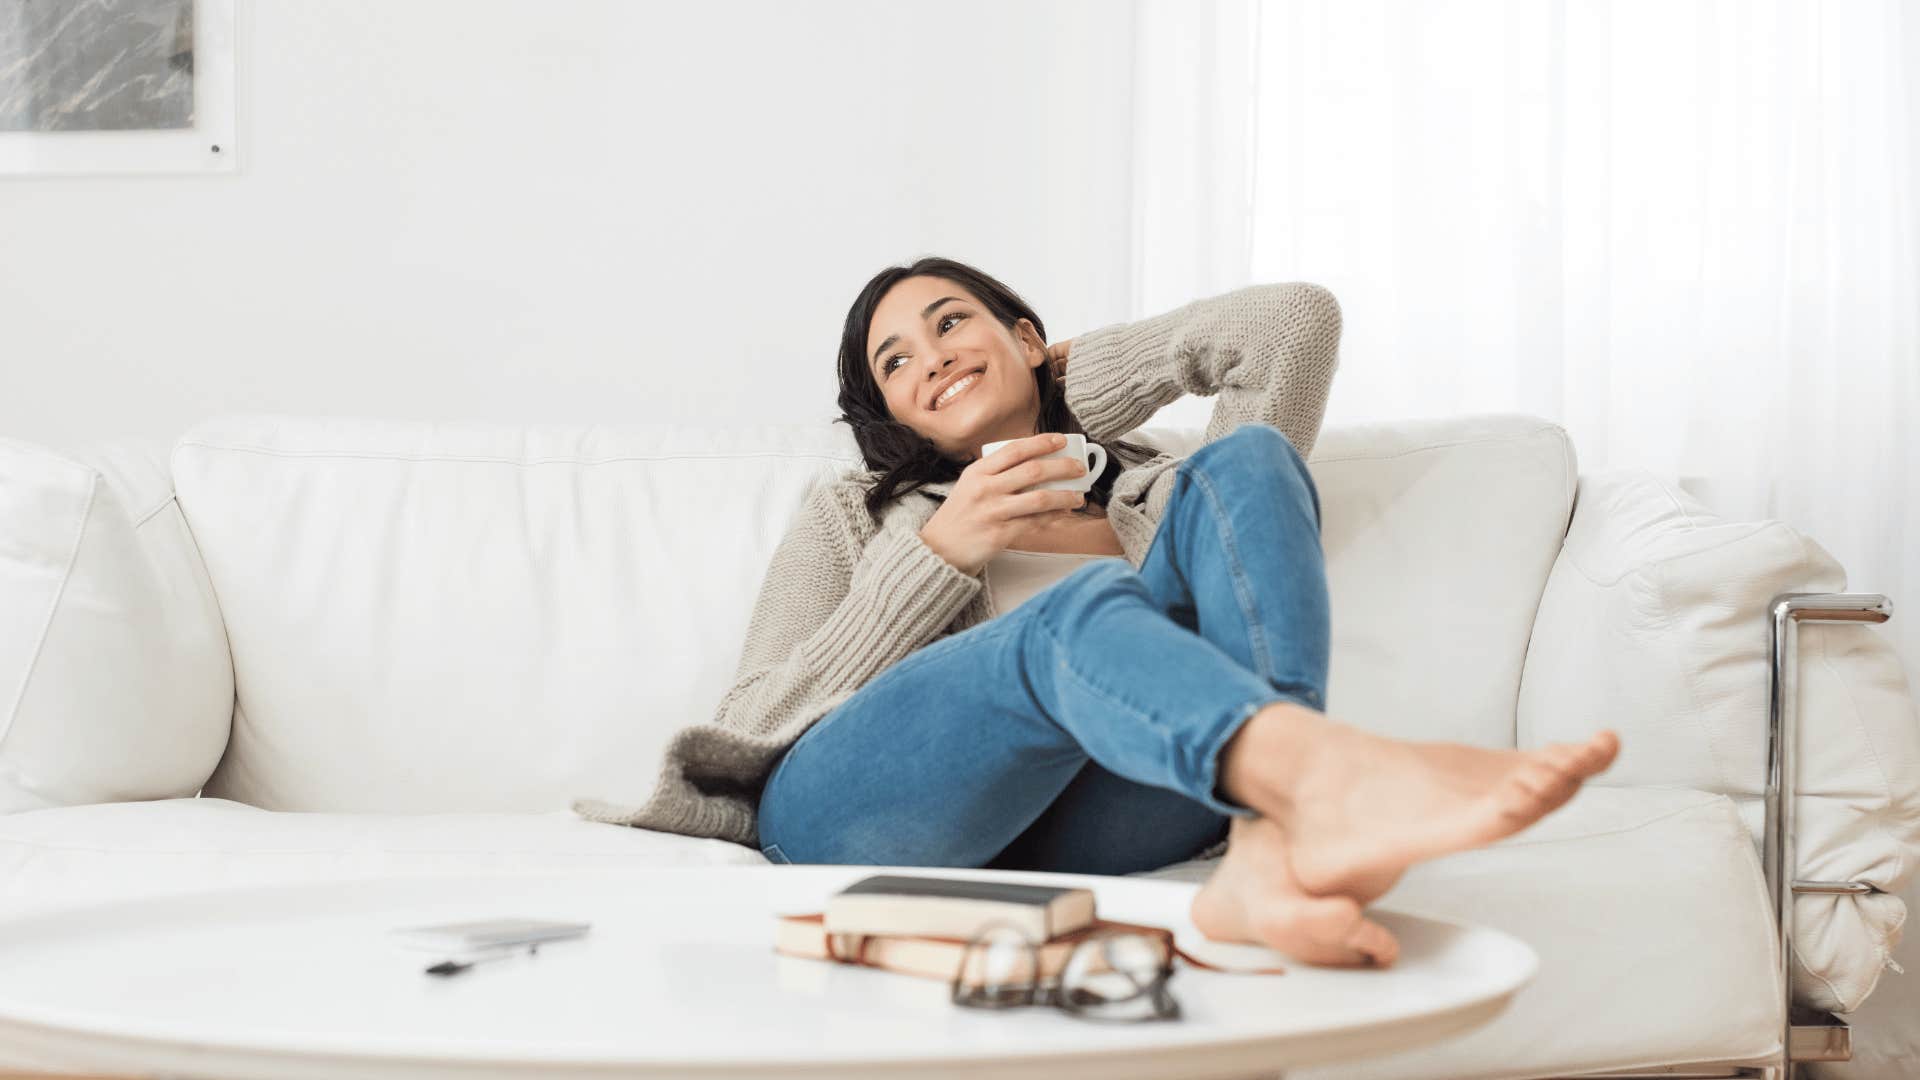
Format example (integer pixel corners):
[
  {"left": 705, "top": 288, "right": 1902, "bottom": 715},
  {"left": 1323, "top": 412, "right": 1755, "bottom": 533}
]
[
  {"left": 1219, "top": 704, "right": 1620, "bottom": 903},
  {"left": 1190, "top": 814, "right": 1401, "bottom": 967}
]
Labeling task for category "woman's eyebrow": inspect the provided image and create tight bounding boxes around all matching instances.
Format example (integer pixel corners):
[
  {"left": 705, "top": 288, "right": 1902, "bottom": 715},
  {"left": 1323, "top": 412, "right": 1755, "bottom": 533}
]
[{"left": 871, "top": 296, "right": 967, "bottom": 372}]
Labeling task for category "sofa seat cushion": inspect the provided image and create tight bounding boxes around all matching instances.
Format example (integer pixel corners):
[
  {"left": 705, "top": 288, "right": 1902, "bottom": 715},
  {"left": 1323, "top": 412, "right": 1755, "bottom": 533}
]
[
  {"left": 0, "top": 797, "right": 766, "bottom": 922},
  {"left": 1136, "top": 785, "right": 1783, "bottom": 1078}
]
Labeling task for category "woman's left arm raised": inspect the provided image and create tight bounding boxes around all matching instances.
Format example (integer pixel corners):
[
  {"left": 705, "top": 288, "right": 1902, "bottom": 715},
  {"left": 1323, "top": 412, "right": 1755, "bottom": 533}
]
[{"left": 1058, "top": 282, "right": 1342, "bottom": 459}]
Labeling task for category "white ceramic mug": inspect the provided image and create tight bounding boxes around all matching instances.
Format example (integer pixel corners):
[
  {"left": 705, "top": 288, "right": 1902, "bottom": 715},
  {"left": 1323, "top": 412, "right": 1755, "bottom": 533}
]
[{"left": 979, "top": 434, "right": 1107, "bottom": 494}]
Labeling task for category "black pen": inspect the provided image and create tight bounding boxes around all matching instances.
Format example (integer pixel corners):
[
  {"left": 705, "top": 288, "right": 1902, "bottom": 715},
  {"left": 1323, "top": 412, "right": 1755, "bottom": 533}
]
[{"left": 424, "top": 942, "right": 542, "bottom": 977}]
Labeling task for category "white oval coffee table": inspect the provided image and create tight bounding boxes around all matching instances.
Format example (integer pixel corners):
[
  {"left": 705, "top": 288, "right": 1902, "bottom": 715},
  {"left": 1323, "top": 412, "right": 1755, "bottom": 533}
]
[{"left": 0, "top": 865, "right": 1536, "bottom": 1079}]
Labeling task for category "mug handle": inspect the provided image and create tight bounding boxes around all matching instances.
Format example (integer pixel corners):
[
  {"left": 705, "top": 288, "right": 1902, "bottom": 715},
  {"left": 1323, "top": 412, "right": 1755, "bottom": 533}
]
[{"left": 1083, "top": 443, "right": 1107, "bottom": 481}]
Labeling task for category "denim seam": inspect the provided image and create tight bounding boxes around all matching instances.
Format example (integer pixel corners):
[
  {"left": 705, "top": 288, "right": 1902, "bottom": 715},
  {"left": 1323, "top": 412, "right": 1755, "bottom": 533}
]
[
  {"left": 1031, "top": 614, "right": 1175, "bottom": 746},
  {"left": 1180, "top": 461, "right": 1276, "bottom": 688},
  {"left": 1031, "top": 609, "right": 1272, "bottom": 815},
  {"left": 1178, "top": 443, "right": 1325, "bottom": 710}
]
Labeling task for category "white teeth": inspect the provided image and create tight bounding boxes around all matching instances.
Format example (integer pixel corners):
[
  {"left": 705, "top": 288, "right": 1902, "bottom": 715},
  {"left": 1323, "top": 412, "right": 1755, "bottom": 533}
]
[{"left": 934, "top": 372, "right": 981, "bottom": 409}]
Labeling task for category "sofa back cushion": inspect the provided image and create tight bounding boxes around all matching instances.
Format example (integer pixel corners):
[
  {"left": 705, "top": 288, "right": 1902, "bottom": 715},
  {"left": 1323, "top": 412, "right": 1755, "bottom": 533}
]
[
  {"left": 172, "top": 416, "right": 863, "bottom": 813},
  {"left": 172, "top": 413, "right": 1574, "bottom": 813},
  {"left": 1142, "top": 414, "right": 1577, "bottom": 749}
]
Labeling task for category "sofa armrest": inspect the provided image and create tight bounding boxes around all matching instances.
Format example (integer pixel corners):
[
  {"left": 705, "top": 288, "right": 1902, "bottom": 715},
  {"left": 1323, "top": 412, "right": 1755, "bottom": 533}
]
[
  {"left": 1517, "top": 469, "right": 1920, "bottom": 1015},
  {"left": 0, "top": 436, "right": 233, "bottom": 813}
]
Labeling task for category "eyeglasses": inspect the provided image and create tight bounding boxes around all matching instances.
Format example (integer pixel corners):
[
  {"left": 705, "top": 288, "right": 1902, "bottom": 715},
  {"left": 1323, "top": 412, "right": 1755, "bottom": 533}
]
[{"left": 949, "top": 919, "right": 1182, "bottom": 1023}]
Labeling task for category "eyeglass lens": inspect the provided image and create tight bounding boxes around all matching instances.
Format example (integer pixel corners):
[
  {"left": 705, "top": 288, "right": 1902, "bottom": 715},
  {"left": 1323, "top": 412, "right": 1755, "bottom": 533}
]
[
  {"left": 1060, "top": 933, "right": 1177, "bottom": 1021},
  {"left": 953, "top": 925, "right": 1178, "bottom": 1021}
]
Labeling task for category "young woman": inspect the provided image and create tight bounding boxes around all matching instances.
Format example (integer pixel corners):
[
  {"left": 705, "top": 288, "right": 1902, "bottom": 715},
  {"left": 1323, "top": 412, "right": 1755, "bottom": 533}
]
[{"left": 574, "top": 256, "right": 1619, "bottom": 967}]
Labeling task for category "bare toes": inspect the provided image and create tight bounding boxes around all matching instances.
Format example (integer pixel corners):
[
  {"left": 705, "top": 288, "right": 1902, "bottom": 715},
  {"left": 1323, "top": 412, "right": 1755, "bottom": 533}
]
[
  {"left": 1344, "top": 914, "right": 1401, "bottom": 967},
  {"left": 1538, "top": 764, "right": 1582, "bottom": 809},
  {"left": 1495, "top": 761, "right": 1575, "bottom": 822},
  {"left": 1542, "top": 743, "right": 1589, "bottom": 773},
  {"left": 1590, "top": 730, "right": 1622, "bottom": 770},
  {"left": 1508, "top": 759, "right": 1561, "bottom": 799},
  {"left": 1572, "top": 731, "right": 1620, "bottom": 774},
  {"left": 1537, "top": 735, "right": 1618, "bottom": 782},
  {"left": 1252, "top": 895, "right": 1400, "bottom": 967}
]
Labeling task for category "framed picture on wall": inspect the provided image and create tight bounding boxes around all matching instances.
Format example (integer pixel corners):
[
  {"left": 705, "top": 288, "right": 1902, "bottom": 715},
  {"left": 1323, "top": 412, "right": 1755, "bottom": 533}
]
[{"left": 0, "top": 0, "right": 236, "bottom": 176}]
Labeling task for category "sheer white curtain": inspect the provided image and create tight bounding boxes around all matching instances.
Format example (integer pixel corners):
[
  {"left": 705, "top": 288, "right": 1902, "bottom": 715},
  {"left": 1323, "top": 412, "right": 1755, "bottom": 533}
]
[{"left": 1134, "top": 0, "right": 1920, "bottom": 679}]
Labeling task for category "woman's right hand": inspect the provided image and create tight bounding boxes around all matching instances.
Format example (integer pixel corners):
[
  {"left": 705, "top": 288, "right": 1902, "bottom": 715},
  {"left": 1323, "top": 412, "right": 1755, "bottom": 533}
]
[{"left": 918, "top": 433, "right": 1091, "bottom": 575}]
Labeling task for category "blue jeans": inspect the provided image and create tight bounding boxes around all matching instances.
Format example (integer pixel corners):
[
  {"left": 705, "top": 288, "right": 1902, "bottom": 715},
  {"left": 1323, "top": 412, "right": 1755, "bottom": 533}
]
[{"left": 755, "top": 423, "right": 1329, "bottom": 876}]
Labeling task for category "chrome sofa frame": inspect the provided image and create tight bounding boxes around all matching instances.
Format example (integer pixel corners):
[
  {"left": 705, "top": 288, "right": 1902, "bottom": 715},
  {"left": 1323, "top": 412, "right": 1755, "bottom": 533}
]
[{"left": 1575, "top": 591, "right": 1895, "bottom": 1080}]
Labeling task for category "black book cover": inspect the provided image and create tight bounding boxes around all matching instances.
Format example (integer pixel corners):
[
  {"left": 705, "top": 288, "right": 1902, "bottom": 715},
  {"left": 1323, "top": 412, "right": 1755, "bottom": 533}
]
[{"left": 836, "top": 875, "right": 1084, "bottom": 905}]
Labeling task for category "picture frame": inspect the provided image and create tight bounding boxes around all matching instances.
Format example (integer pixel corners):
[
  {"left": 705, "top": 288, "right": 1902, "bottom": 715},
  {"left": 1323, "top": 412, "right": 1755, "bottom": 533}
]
[{"left": 0, "top": 0, "right": 237, "bottom": 177}]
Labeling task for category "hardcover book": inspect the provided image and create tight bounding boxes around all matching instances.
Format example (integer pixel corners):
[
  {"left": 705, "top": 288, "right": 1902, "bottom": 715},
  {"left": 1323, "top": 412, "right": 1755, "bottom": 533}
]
[
  {"left": 774, "top": 912, "right": 1169, "bottom": 987},
  {"left": 823, "top": 874, "right": 1097, "bottom": 941}
]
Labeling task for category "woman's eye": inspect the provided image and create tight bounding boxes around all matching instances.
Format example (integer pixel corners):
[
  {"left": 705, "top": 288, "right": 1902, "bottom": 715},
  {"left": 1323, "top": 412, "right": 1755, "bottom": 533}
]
[{"left": 880, "top": 313, "right": 965, "bottom": 376}]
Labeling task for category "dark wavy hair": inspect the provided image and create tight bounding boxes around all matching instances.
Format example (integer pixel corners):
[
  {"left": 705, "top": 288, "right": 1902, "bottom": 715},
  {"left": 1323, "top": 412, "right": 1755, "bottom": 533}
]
[{"left": 834, "top": 256, "right": 1158, "bottom": 524}]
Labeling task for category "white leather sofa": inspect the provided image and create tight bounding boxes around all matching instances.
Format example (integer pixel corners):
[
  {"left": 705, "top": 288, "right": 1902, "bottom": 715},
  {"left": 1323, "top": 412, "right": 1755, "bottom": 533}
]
[{"left": 2, "top": 412, "right": 1916, "bottom": 1079}]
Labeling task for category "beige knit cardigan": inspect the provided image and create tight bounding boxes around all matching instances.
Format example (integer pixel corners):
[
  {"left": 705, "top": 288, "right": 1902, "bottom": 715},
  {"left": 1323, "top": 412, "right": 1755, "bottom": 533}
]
[{"left": 572, "top": 282, "right": 1344, "bottom": 851}]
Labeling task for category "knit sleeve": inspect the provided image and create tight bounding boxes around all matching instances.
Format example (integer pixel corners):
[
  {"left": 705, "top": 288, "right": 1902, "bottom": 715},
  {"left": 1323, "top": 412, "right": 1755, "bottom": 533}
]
[
  {"left": 1060, "top": 282, "right": 1343, "bottom": 458},
  {"left": 708, "top": 482, "right": 982, "bottom": 742}
]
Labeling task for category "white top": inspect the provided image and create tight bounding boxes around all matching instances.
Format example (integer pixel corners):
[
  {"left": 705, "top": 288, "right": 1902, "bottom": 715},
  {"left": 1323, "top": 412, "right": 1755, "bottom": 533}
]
[
  {"left": 0, "top": 866, "right": 1538, "bottom": 1078},
  {"left": 986, "top": 548, "right": 1113, "bottom": 617}
]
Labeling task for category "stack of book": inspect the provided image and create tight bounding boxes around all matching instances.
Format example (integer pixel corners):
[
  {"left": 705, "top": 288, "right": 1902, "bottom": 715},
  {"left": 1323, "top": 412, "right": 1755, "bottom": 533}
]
[{"left": 773, "top": 874, "right": 1192, "bottom": 986}]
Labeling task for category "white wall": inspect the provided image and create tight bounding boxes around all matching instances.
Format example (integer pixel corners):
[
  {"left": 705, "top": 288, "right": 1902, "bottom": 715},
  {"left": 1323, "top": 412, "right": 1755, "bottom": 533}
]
[{"left": 0, "top": 1, "right": 1138, "bottom": 453}]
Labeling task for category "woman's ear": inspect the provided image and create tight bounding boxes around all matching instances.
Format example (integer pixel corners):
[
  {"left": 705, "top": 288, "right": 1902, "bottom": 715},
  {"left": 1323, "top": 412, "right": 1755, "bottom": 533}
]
[{"left": 1014, "top": 318, "right": 1047, "bottom": 368}]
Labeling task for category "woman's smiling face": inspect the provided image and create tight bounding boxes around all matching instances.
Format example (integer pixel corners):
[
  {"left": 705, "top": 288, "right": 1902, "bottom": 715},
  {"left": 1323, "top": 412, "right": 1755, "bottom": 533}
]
[{"left": 866, "top": 275, "right": 1048, "bottom": 461}]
